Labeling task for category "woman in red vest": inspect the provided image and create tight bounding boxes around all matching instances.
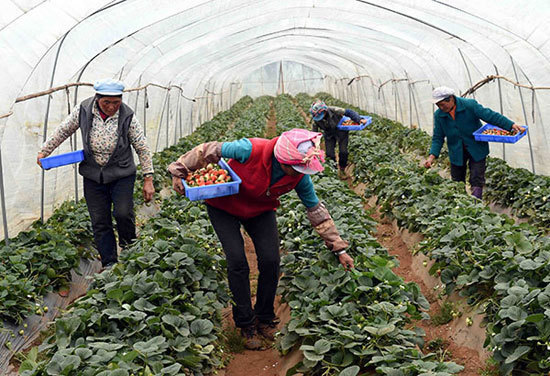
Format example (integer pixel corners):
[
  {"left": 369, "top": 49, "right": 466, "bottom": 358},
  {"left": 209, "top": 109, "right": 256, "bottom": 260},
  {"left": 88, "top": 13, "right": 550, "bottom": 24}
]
[{"left": 168, "top": 129, "right": 353, "bottom": 350}]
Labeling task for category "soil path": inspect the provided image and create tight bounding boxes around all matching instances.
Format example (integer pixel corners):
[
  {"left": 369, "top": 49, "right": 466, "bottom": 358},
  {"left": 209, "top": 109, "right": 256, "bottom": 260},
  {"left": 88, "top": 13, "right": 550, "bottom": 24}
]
[
  {"left": 367, "top": 205, "right": 490, "bottom": 376},
  {"left": 220, "top": 100, "right": 296, "bottom": 376},
  {"left": 220, "top": 232, "right": 294, "bottom": 376},
  {"left": 291, "top": 99, "right": 310, "bottom": 126},
  {"left": 266, "top": 100, "right": 277, "bottom": 138}
]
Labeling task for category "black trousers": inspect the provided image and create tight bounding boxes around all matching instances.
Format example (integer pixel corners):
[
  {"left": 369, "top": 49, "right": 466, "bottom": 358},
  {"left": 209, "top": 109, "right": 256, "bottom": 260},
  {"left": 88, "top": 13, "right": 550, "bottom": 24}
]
[
  {"left": 206, "top": 204, "right": 280, "bottom": 328},
  {"left": 83, "top": 174, "right": 136, "bottom": 266},
  {"left": 450, "top": 147, "right": 486, "bottom": 187},
  {"left": 324, "top": 130, "right": 349, "bottom": 169}
]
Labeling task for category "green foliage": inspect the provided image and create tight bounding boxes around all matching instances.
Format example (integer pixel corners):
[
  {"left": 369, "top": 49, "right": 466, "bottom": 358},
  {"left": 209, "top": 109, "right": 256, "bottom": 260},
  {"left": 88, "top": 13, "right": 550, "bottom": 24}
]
[
  {"left": 22, "top": 182, "right": 231, "bottom": 376},
  {"left": 221, "top": 326, "right": 246, "bottom": 354},
  {"left": 485, "top": 157, "right": 550, "bottom": 231},
  {"left": 0, "top": 199, "right": 93, "bottom": 323},
  {"left": 431, "top": 302, "right": 458, "bottom": 326},
  {"left": 323, "top": 93, "right": 550, "bottom": 374},
  {"left": 272, "top": 95, "right": 461, "bottom": 375}
]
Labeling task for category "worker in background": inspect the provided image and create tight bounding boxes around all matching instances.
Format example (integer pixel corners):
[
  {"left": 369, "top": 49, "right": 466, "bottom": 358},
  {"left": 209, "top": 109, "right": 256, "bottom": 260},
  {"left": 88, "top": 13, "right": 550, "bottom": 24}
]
[
  {"left": 37, "top": 78, "right": 155, "bottom": 273},
  {"left": 309, "top": 100, "right": 367, "bottom": 179},
  {"left": 424, "top": 86, "right": 525, "bottom": 199},
  {"left": 168, "top": 128, "right": 353, "bottom": 350}
]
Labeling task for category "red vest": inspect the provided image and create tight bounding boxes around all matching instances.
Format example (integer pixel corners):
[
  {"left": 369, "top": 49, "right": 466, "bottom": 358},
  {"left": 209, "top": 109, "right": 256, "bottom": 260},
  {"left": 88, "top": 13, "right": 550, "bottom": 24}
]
[{"left": 206, "top": 137, "right": 303, "bottom": 219}]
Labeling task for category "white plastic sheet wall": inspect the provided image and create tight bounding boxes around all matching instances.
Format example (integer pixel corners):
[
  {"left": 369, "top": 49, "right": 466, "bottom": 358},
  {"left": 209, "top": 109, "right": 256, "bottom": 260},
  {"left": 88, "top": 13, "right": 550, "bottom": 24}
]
[{"left": 1, "top": 0, "right": 550, "bottom": 239}]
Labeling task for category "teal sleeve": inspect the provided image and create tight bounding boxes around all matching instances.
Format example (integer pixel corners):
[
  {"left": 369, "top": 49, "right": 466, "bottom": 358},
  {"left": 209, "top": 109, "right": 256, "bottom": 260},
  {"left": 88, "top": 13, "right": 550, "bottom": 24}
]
[
  {"left": 295, "top": 175, "right": 320, "bottom": 208},
  {"left": 429, "top": 115, "right": 445, "bottom": 158},
  {"left": 471, "top": 100, "right": 514, "bottom": 131},
  {"left": 221, "top": 138, "right": 252, "bottom": 163}
]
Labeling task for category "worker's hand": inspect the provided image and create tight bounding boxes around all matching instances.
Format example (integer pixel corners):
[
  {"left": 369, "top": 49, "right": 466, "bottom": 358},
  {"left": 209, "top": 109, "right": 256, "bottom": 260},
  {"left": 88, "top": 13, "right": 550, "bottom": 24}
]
[
  {"left": 360, "top": 118, "right": 367, "bottom": 124},
  {"left": 424, "top": 155, "right": 436, "bottom": 168},
  {"left": 338, "top": 252, "right": 354, "bottom": 270},
  {"left": 511, "top": 124, "right": 526, "bottom": 134},
  {"left": 143, "top": 177, "right": 155, "bottom": 202},
  {"left": 172, "top": 176, "right": 185, "bottom": 195},
  {"left": 37, "top": 152, "right": 46, "bottom": 168}
]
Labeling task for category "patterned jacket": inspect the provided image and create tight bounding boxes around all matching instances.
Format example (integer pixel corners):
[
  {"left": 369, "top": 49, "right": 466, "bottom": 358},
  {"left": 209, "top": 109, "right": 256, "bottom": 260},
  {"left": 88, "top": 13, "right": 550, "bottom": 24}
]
[{"left": 41, "top": 97, "right": 153, "bottom": 179}]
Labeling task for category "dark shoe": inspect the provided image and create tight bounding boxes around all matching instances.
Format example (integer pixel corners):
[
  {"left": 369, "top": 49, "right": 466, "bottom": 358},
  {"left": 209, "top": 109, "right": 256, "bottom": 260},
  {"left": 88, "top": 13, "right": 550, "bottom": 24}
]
[
  {"left": 101, "top": 261, "right": 117, "bottom": 271},
  {"left": 338, "top": 168, "right": 348, "bottom": 180},
  {"left": 471, "top": 186, "right": 483, "bottom": 200},
  {"left": 256, "top": 319, "right": 279, "bottom": 341},
  {"left": 240, "top": 325, "right": 263, "bottom": 350}
]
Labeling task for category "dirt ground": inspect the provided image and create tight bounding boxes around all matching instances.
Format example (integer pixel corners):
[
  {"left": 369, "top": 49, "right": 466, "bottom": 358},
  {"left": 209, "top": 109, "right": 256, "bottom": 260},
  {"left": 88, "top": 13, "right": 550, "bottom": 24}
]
[
  {"left": 266, "top": 101, "right": 278, "bottom": 138},
  {"left": 221, "top": 105, "right": 491, "bottom": 375},
  {"left": 370, "top": 207, "right": 489, "bottom": 376},
  {"left": 220, "top": 103, "right": 297, "bottom": 376},
  {"left": 218, "top": 212, "right": 490, "bottom": 376},
  {"left": 220, "top": 232, "right": 296, "bottom": 376}
]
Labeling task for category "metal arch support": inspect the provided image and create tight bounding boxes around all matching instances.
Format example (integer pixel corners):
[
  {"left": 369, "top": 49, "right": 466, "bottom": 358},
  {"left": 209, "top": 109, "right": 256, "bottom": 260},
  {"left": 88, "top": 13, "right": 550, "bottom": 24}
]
[
  {"left": 431, "top": 83, "right": 436, "bottom": 133},
  {"left": 393, "top": 80, "right": 398, "bottom": 122},
  {"left": 368, "top": 79, "right": 376, "bottom": 115},
  {"left": 40, "top": 31, "right": 70, "bottom": 223},
  {"left": 406, "top": 72, "right": 413, "bottom": 128},
  {"left": 494, "top": 65, "right": 506, "bottom": 161},
  {"left": 458, "top": 48, "right": 476, "bottom": 101},
  {"left": 133, "top": 75, "right": 142, "bottom": 121},
  {"left": 379, "top": 79, "right": 388, "bottom": 119},
  {"left": 510, "top": 57, "right": 536, "bottom": 174},
  {"left": 394, "top": 80, "right": 405, "bottom": 125},
  {"left": 0, "top": 148, "right": 9, "bottom": 243},
  {"left": 531, "top": 91, "right": 545, "bottom": 149},
  {"left": 143, "top": 87, "right": 148, "bottom": 137},
  {"left": 360, "top": 79, "right": 370, "bottom": 114},
  {"left": 189, "top": 105, "right": 194, "bottom": 134},
  {"left": 410, "top": 83, "right": 421, "bottom": 130},
  {"left": 174, "top": 92, "right": 181, "bottom": 145},
  {"left": 165, "top": 90, "right": 170, "bottom": 149},
  {"left": 155, "top": 88, "right": 170, "bottom": 153},
  {"left": 178, "top": 98, "right": 184, "bottom": 141}
]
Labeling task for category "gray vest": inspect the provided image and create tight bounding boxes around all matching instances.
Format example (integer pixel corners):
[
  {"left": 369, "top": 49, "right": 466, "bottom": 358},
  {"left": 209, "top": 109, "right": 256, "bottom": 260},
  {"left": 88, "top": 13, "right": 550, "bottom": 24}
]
[{"left": 78, "top": 97, "right": 136, "bottom": 184}]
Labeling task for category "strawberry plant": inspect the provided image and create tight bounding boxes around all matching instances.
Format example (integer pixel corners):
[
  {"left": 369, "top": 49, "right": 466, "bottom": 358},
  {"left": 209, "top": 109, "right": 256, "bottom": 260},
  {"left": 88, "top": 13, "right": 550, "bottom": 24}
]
[
  {"left": 338, "top": 102, "right": 550, "bottom": 374},
  {"left": 272, "top": 96, "right": 462, "bottom": 375},
  {"left": 276, "top": 165, "right": 462, "bottom": 375},
  {"left": 20, "top": 181, "right": 230, "bottom": 376},
  {"left": 0, "top": 200, "right": 93, "bottom": 324}
]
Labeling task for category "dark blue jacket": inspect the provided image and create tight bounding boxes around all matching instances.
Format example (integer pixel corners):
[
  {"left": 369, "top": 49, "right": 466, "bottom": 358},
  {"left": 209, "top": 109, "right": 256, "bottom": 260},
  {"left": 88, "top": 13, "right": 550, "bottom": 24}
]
[{"left": 312, "top": 106, "right": 361, "bottom": 133}]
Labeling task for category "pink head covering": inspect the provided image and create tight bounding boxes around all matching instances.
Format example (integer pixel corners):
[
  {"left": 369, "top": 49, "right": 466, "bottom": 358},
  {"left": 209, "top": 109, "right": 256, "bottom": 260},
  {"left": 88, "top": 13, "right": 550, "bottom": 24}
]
[{"left": 274, "top": 129, "right": 325, "bottom": 174}]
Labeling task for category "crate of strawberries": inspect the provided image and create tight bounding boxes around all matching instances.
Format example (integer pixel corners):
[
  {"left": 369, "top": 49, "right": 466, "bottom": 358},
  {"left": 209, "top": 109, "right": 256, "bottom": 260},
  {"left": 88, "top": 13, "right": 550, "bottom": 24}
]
[
  {"left": 337, "top": 115, "right": 372, "bottom": 131},
  {"left": 182, "top": 159, "right": 242, "bottom": 201},
  {"left": 473, "top": 123, "right": 528, "bottom": 144}
]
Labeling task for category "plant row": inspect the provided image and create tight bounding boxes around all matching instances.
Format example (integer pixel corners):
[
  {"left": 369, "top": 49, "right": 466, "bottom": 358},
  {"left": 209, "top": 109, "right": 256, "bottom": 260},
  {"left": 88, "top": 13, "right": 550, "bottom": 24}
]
[
  {"left": 18, "top": 96, "right": 272, "bottom": 375},
  {"left": 0, "top": 200, "right": 94, "bottom": 324},
  {"left": 309, "top": 92, "right": 550, "bottom": 232},
  {"left": 20, "top": 195, "right": 230, "bottom": 376},
  {"left": 330, "top": 105, "right": 550, "bottom": 374},
  {"left": 272, "top": 96, "right": 463, "bottom": 375},
  {"left": 0, "top": 96, "right": 253, "bottom": 331}
]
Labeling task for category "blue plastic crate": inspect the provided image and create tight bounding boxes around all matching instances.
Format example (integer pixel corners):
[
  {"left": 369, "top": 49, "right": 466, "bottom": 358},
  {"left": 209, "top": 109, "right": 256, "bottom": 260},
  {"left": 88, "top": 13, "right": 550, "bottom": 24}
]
[
  {"left": 182, "top": 159, "right": 242, "bottom": 201},
  {"left": 40, "top": 149, "right": 85, "bottom": 170},
  {"left": 473, "top": 124, "right": 528, "bottom": 144},
  {"left": 337, "top": 115, "right": 372, "bottom": 131}
]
